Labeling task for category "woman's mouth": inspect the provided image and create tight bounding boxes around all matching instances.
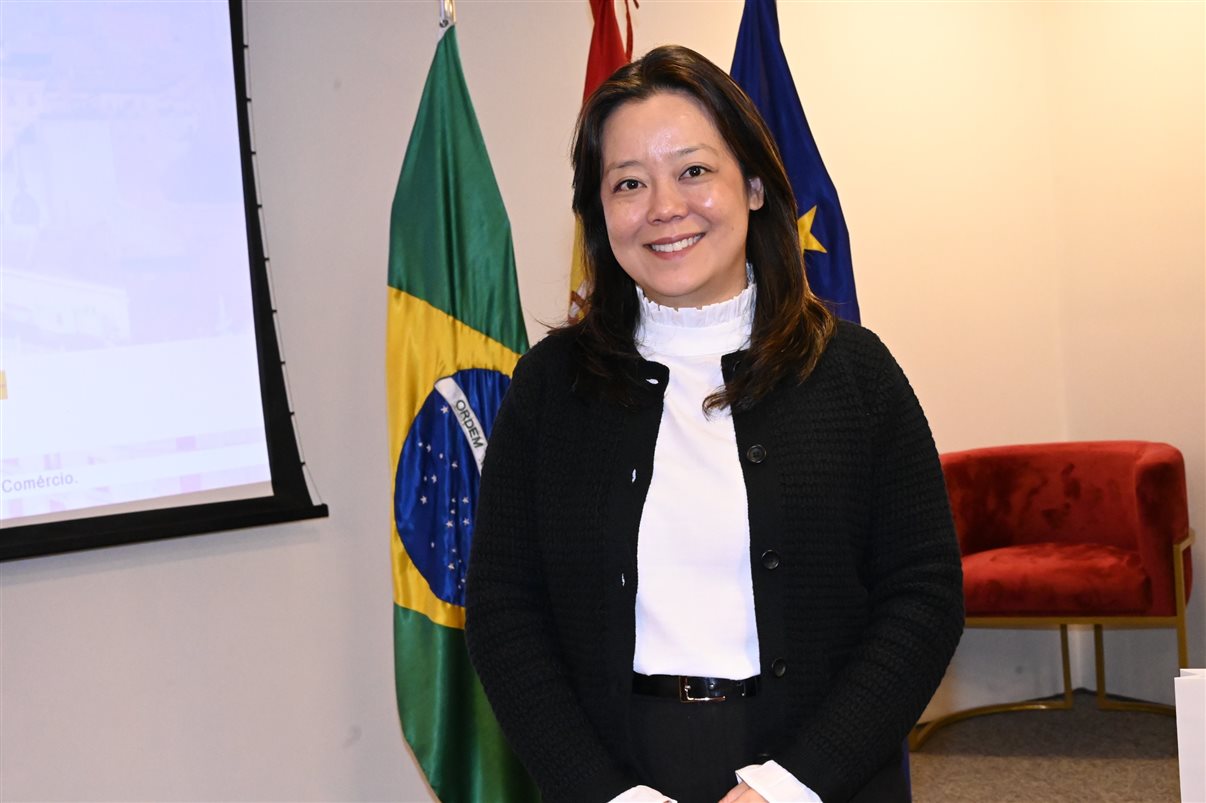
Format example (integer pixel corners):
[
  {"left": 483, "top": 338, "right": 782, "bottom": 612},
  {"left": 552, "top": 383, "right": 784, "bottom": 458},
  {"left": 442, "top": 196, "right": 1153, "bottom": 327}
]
[{"left": 647, "top": 234, "right": 703, "bottom": 253}]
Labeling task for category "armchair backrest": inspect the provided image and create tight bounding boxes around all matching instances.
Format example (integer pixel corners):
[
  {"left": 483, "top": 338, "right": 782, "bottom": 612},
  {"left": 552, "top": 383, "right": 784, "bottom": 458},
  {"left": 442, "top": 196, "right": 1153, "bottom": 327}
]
[{"left": 940, "top": 441, "right": 1191, "bottom": 616}]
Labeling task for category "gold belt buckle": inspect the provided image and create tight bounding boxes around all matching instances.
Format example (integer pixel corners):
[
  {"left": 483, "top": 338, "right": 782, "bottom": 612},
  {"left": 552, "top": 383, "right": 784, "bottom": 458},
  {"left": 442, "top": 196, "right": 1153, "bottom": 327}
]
[{"left": 679, "top": 676, "right": 725, "bottom": 703}]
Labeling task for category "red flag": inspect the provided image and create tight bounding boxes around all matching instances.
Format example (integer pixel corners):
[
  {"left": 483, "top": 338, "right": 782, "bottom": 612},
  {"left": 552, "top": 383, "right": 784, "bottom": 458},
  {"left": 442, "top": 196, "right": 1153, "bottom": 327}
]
[
  {"left": 583, "top": 0, "right": 631, "bottom": 100},
  {"left": 570, "top": 0, "right": 636, "bottom": 318}
]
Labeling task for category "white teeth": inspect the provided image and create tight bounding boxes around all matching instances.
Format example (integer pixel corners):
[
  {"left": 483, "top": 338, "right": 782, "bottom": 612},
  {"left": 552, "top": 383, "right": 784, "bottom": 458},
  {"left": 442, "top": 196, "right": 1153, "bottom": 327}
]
[{"left": 649, "top": 235, "right": 702, "bottom": 253}]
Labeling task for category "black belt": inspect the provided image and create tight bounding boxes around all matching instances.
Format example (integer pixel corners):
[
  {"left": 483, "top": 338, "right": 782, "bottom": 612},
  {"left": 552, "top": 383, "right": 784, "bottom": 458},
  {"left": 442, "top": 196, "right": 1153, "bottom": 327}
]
[{"left": 632, "top": 672, "right": 761, "bottom": 703}]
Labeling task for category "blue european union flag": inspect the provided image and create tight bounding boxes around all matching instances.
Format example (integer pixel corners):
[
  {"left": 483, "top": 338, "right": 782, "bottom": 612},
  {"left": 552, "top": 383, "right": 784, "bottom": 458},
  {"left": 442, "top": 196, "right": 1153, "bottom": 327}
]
[{"left": 731, "top": 0, "right": 861, "bottom": 323}]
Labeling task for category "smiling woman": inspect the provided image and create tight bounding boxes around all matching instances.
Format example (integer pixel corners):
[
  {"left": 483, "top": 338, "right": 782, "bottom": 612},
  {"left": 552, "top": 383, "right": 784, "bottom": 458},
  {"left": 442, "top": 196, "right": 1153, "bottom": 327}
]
[
  {"left": 464, "top": 45, "right": 965, "bottom": 803},
  {"left": 564, "top": 46, "right": 837, "bottom": 415},
  {"left": 599, "top": 92, "right": 764, "bottom": 310}
]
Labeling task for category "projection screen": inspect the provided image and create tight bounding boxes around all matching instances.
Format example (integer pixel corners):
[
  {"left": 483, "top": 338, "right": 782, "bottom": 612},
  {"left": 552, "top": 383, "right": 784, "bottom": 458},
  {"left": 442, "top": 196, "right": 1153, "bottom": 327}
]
[{"left": 0, "top": 0, "right": 328, "bottom": 560}]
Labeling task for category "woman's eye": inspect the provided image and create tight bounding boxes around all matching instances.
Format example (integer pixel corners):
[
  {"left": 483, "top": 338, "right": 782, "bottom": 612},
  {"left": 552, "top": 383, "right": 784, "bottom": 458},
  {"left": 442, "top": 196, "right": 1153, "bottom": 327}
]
[
  {"left": 613, "top": 178, "right": 642, "bottom": 193},
  {"left": 682, "top": 165, "right": 708, "bottom": 179}
]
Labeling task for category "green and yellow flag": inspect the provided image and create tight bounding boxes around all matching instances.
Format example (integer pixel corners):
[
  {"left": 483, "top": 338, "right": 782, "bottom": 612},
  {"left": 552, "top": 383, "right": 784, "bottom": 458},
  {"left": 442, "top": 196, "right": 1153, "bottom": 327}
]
[{"left": 387, "top": 26, "right": 537, "bottom": 803}]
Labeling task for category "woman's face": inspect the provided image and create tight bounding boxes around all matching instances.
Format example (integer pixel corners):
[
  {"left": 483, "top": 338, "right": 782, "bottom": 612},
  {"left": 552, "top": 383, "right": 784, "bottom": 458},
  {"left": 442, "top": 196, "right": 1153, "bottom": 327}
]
[{"left": 599, "top": 91, "right": 764, "bottom": 309}]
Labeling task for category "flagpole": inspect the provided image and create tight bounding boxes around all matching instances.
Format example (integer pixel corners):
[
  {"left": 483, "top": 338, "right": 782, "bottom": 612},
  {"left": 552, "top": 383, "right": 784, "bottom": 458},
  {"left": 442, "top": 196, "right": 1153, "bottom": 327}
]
[{"left": 438, "top": 0, "right": 455, "bottom": 28}]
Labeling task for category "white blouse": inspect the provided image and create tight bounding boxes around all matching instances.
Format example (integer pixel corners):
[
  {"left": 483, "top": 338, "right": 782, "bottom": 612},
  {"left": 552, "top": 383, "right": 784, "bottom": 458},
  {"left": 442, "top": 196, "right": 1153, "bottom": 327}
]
[
  {"left": 631, "top": 280, "right": 760, "bottom": 679},
  {"left": 620, "top": 278, "right": 819, "bottom": 803}
]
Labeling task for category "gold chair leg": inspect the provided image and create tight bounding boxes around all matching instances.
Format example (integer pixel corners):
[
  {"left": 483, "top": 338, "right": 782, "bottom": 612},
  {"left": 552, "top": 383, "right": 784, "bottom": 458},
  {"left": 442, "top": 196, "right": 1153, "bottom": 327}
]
[
  {"left": 1093, "top": 624, "right": 1176, "bottom": 716},
  {"left": 909, "top": 696, "right": 1077, "bottom": 750},
  {"left": 910, "top": 627, "right": 1075, "bottom": 750},
  {"left": 1060, "top": 624, "right": 1074, "bottom": 706},
  {"left": 1177, "top": 613, "right": 1189, "bottom": 669},
  {"left": 1174, "top": 534, "right": 1191, "bottom": 668}
]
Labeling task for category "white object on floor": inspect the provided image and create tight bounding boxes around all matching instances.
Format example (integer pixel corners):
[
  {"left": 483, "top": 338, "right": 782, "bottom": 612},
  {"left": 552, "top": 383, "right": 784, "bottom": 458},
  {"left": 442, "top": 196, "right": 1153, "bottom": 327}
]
[{"left": 1175, "top": 668, "right": 1206, "bottom": 803}]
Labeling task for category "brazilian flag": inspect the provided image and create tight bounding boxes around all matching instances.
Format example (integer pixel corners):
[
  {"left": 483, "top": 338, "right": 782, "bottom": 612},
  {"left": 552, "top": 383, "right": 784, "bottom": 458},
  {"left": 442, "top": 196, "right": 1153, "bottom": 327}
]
[{"left": 386, "top": 26, "right": 538, "bottom": 803}]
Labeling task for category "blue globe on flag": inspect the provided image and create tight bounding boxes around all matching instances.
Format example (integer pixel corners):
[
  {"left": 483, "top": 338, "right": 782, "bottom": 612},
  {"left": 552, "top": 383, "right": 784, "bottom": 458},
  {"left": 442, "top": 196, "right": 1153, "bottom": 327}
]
[{"left": 393, "top": 367, "right": 511, "bottom": 607}]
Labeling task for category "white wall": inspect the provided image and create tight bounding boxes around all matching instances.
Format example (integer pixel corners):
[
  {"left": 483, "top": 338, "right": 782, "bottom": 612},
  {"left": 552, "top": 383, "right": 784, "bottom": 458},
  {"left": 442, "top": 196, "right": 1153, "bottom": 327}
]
[
  {"left": 1042, "top": 0, "right": 1205, "bottom": 699},
  {"left": 2, "top": 2, "right": 1202, "bottom": 800}
]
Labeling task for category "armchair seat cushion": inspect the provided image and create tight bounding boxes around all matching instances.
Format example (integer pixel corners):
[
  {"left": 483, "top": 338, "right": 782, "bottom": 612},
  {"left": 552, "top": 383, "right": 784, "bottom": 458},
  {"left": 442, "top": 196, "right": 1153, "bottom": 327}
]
[{"left": 963, "top": 542, "right": 1151, "bottom": 616}]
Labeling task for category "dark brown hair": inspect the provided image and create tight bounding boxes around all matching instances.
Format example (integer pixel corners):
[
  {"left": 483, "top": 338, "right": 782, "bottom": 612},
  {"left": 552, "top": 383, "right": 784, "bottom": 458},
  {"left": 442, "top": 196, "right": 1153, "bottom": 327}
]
[{"left": 564, "top": 44, "right": 834, "bottom": 411}]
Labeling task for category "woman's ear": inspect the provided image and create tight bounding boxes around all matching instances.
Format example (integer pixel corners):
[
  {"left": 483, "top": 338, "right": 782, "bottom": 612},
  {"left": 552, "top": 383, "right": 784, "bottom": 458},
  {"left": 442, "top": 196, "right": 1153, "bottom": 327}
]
[{"left": 747, "top": 177, "right": 765, "bottom": 211}]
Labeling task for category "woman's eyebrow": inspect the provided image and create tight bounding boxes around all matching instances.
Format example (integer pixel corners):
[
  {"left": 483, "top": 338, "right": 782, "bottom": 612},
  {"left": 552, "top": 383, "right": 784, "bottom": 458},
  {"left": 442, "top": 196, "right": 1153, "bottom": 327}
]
[
  {"left": 675, "top": 144, "right": 723, "bottom": 159},
  {"left": 603, "top": 158, "right": 644, "bottom": 174}
]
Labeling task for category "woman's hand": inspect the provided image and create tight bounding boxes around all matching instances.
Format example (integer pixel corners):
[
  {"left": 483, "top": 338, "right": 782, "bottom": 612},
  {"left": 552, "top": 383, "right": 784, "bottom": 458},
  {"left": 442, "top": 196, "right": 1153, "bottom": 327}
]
[{"left": 719, "top": 782, "right": 768, "bottom": 803}]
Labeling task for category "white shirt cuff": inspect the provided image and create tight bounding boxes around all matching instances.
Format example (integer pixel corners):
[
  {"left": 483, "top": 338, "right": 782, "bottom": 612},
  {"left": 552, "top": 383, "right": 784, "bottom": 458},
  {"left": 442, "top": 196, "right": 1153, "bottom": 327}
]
[
  {"left": 608, "top": 785, "right": 676, "bottom": 803},
  {"left": 735, "top": 760, "right": 822, "bottom": 802}
]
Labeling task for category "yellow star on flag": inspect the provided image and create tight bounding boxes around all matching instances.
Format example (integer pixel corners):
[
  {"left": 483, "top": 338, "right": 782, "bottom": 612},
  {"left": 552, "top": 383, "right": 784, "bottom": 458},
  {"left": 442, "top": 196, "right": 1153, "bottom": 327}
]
[{"left": 797, "top": 204, "right": 828, "bottom": 254}]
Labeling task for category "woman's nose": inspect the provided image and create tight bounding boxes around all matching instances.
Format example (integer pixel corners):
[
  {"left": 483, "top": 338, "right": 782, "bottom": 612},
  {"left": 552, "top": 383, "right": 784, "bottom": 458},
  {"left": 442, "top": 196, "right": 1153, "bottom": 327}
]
[{"left": 647, "top": 181, "right": 688, "bottom": 224}]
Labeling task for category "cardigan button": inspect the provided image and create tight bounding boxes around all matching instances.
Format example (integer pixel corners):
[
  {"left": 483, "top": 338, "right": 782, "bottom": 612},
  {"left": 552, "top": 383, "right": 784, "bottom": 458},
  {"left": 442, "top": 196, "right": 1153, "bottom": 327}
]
[
  {"left": 746, "top": 444, "right": 767, "bottom": 463},
  {"left": 761, "top": 550, "right": 780, "bottom": 570},
  {"left": 771, "top": 658, "right": 788, "bottom": 678}
]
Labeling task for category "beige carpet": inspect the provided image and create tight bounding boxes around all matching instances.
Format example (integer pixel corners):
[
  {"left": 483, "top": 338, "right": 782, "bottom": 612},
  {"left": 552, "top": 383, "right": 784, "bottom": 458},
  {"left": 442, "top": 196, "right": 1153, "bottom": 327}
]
[{"left": 909, "top": 691, "right": 1181, "bottom": 802}]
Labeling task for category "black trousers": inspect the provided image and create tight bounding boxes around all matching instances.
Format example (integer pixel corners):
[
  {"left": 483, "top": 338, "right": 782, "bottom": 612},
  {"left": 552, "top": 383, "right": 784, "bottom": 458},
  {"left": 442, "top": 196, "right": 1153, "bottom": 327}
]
[{"left": 626, "top": 692, "right": 910, "bottom": 803}]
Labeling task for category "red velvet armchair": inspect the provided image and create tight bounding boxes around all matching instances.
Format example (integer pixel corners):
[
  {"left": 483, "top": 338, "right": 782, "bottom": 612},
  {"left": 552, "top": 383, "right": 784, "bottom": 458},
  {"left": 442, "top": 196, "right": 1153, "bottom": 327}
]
[{"left": 911, "top": 441, "right": 1195, "bottom": 747}]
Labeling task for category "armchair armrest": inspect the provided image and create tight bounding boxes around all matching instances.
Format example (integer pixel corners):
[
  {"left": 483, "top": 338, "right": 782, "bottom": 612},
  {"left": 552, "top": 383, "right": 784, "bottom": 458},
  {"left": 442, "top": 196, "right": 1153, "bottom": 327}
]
[{"left": 1134, "top": 442, "right": 1192, "bottom": 615}]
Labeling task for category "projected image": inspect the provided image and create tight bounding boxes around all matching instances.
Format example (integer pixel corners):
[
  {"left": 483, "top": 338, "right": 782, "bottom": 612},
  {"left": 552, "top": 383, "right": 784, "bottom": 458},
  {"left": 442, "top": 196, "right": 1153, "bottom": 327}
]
[{"left": 1, "top": 3, "right": 272, "bottom": 526}]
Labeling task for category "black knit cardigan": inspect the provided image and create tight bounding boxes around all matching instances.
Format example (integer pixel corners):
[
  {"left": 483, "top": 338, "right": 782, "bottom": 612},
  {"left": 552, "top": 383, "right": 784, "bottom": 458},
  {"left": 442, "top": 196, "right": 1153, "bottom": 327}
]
[{"left": 464, "top": 320, "right": 964, "bottom": 803}]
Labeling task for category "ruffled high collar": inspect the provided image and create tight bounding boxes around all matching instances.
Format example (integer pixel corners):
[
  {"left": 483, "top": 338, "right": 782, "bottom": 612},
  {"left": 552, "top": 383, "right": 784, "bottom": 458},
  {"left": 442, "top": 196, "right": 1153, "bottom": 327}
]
[{"left": 634, "top": 279, "right": 755, "bottom": 359}]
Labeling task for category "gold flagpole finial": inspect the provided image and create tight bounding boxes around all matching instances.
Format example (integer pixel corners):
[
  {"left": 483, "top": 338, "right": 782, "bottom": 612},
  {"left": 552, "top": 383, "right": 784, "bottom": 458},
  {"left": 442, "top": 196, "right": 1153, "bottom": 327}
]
[{"left": 439, "top": 0, "right": 456, "bottom": 28}]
